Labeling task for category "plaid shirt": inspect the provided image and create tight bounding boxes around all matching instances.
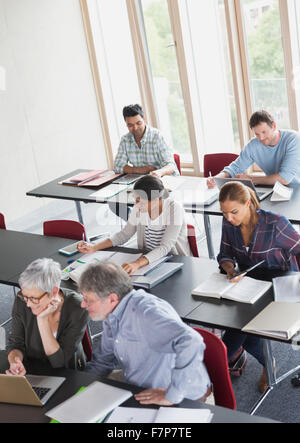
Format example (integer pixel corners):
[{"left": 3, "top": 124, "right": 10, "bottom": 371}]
[
  {"left": 217, "top": 209, "right": 300, "bottom": 272},
  {"left": 114, "top": 125, "right": 178, "bottom": 175}
]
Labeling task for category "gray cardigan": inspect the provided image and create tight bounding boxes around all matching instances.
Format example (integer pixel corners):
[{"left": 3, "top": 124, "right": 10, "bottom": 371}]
[
  {"left": 7, "top": 289, "right": 89, "bottom": 369},
  {"left": 110, "top": 198, "right": 192, "bottom": 263}
]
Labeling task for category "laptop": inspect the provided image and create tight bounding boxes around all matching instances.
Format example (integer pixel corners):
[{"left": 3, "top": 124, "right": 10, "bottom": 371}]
[
  {"left": 113, "top": 174, "right": 145, "bottom": 185},
  {"left": 0, "top": 374, "right": 66, "bottom": 407},
  {"left": 214, "top": 177, "right": 273, "bottom": 202}
]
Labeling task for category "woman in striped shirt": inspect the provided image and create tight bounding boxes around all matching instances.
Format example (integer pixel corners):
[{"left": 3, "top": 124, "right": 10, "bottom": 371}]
[
  {"left": 217, "top": 181, "right": 300, "bottom": 393},
  {"left": 78, "top": 175, "right": 191, "bottom": 275}
]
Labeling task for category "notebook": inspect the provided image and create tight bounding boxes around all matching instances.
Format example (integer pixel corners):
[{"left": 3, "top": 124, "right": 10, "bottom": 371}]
[
  {"left": 46, "top": 381, "right": 132, "bottom": 423},
  {"left": 131, "top": 262, "right": 184, "bottom": 289},
  {"left": 106, "top": 406, "right": 213, "bottom": 423},
  {"left": 59, "top": 170, "right": 121, "bottom": 187},
  {"left": 192, "top": 273, "right": 272, "bottom": 304},
  {"left": 168, "top": 178, "right": 219, "bottom": 206},
  {"left": 113, "top": 174, "right": 145, "bottom": 185},
  {"left": 214, "top": 177, "right": 273, "bottom": 202},
  {"left": 0, "top": 374, "right": 65, "bottom": 407},
  {"left": 61, "top": 251, "right": 170, "bottom": 284},
  {"left": 242, "top": 302, "right": 300, "bottom": 340}
]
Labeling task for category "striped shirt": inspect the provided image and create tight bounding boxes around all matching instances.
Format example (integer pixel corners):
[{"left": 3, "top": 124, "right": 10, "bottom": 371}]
[
  {"left": 114, "top": 125, "right": 178, "bottom": 175},
  {"left": 217, "top": 209, "right": 300, "bottom": 272},
  {"left": 145, "top": 225, "right": 166, "bottom": 250}
]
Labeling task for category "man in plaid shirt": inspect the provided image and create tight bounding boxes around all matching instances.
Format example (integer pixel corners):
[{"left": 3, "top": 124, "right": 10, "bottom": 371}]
[{"left": 114, "top": 104, "right": 179, "bottom": 178}]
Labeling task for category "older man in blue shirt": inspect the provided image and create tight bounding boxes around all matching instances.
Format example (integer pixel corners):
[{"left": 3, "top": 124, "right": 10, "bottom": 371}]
[
  {"left": 208, "top": 110, "right": 300, "bottom": 187},
  {"left": 79, "top": 262, "right": 211, "bottom": 406}
]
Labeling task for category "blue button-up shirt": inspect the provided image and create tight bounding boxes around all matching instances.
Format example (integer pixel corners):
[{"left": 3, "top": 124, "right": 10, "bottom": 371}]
[
  {"left": 85, "top": 289, "right": 210, "bottom": 404},
  {"left": 217, "top": 209, "right": 300, "bottom": 271},
  {"left": 114, "top": 125, "right": 178, "bottom": 175}
]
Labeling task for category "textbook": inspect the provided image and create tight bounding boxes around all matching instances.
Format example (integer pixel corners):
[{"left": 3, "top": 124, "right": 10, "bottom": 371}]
[
  {"left": 242, "top": 302, "right": 300, "bottom": 340},
  {"left": 131, "top": 262, "right": 184, "bottom": 289},
  {"left": 106, "top": 406, "right": 213, "bottom": 423},
  {"left": 191, "top": 273, "right": 272, "bottom": 304},
  {"left": 46, "top": 381, "right": 132, "bottom": 424},
  {"left": 59, "top": 170, "right": 121, "bottom": 187}
]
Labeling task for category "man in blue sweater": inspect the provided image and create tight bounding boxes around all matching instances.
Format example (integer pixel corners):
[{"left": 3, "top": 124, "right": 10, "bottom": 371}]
[{"left": 208, "top": 110, "right": 300, "bottom": 187}]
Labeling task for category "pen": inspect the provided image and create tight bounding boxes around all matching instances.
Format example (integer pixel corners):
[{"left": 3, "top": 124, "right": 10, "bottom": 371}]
[
  {"left": 229, "top": 260, "right": 265, "bottom": 281},
  {"left": 67, "top": 259, "right": 75, "bottom": 264}
]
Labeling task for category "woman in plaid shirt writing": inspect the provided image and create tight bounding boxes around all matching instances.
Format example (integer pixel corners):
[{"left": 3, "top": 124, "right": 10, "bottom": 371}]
[{"left": 217, "top": 181, "right": 300, "bottom": 393}]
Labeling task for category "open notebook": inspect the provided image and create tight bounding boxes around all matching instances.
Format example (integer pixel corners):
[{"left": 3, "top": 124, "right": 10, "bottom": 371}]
[{"left": 192, "top": 273, "right": 272, "bottom": 304}]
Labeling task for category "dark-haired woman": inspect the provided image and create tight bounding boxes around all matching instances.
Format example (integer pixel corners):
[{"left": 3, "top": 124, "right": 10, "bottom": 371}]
[
  {"left": 77, "top": 175, "right": 191, "bottom": 275},
  {"left": 217, "top": 181, "right": 300, "bottom": 392}
]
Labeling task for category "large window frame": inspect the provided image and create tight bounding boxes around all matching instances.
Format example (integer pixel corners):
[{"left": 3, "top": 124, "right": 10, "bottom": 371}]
[{"left": 81, "top": 0, "right": 300, "bottom": 176}]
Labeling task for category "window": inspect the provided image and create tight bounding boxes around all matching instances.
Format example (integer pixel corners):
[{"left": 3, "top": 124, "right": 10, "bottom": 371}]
[
  {"left": 241, "top": 0, "right": 290, "bottom": 128},
  {"left": 139, "top": 0, "right": 193, "bottom": 162}
]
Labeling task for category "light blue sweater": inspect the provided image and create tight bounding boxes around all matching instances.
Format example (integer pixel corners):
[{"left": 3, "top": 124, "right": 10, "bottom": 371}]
[{"left": 223, "top": 130, "right": 300, "bottom": 184}]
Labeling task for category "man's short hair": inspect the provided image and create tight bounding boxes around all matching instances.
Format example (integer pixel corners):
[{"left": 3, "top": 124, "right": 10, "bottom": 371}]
[
  {"left": 123, "top": 104, "right": 144, "bottom": 120},
  {"left": 78, "top": 262, "right": 133, "bottom": 301},
  {"left": 249, "top": 110, "right": 275, "bottom": 129}
]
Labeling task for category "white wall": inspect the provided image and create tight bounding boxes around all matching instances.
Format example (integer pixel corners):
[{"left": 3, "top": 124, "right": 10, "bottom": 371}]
[{"left": 0, "top": 0, "right": 107, "bottom": 222}]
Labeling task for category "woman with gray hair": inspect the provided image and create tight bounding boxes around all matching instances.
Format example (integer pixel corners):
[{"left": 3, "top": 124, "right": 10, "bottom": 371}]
[
  {"left": 6, "top": 258, "right": 89, "bottom": 375},
  {"left": 78, "top": 175, "right": 191, "bottom": 275}
]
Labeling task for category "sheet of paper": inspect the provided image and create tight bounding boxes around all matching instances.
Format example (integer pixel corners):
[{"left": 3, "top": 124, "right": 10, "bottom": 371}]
[
  {"left": 155, "top": 407, "right": 213, "bottom": 423},
  {"left": 270, "top": 181, "right": 293, "bottom": 201},
  {"left": 273, "top": 275, "right": 300, "bottom": 302},
  {"left": 90, "top": 184, "right": 129, "bottom": 200},
  {"left": 106, "top": 407, "right": 157, "bottom": 423}
]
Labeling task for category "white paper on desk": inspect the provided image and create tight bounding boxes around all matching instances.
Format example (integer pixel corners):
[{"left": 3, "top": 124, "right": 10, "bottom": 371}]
[
  {"left": 106, "top": 406, "right": 213, "bottom": 423},
  {"left": 270, "top": 181, "right": 293, "bottom": 201},
  {"left": 110, "top": 252, "right": 142, "bottom": 266},
  {"left": 79, "top": 250, "right": 116, "bottom": 264},
  {"left": 155, "top": 407, "right": 213, "bottom": 423}
]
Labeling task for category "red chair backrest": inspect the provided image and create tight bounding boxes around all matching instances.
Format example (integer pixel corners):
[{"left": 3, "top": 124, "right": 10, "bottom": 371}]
[
  {"left": 193, "top": 327, "right": 236, "bottom": 409},
  {"left": 82, "top": 328, "right": 93, "bottom": 362},
  {"left": 0, "top": 213, "right": 6, "bottom": 230},
  {"left": 43, "top": 220, "right": 87, "bottom": 241},
  {"left": 173, "top": 153, "right": 182, "bottom": 176},
  {"left": 203, "top": 153, "right": 239, "bottom": 178},
  {"left": 187, "top": 224, "right": 199, "bottom": 258}
]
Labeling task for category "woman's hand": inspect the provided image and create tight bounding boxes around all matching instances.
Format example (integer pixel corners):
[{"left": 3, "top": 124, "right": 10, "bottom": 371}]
[
  {"left": 227, "top": 271, "right": 246, "bottom": 283},
  {"left": 134, "top": 388, "right": 173, "bottom": 406},
  {"left": 77, "top": 241, "right": 95, "bottom": 254},
  {"left": 6, "top": 357, "right": 26, "bottom": 377},
  {"left": 37, "top": 294, "right": 62, "bottom": 319},
  {"left": 122, "top": 261, "right": 141, "bottom": 276}
]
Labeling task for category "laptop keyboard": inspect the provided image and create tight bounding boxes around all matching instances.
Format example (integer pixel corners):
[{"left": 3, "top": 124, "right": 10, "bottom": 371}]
[{"left": 32, "top": 386, "right": 51, "bottom": 400}]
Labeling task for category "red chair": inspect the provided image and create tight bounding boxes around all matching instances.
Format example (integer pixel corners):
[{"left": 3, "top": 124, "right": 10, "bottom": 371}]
[
  {"left": 43, "top": 219, "right": 87, "bottom": 241},
  {"left": 203, "top": 153, "right": 239, "bottom": 177},
  {"left": 0, "top": 213, "right": 6, "bottom": 229},
  {"left": 82, "top": 327, "right": 93, "bottom": 362},
  {"left": 174, "top": 153, "right": 182, "bottom": 176},
  {"left": 187, "top": 224, "right": 199, "bottom": 258},
  {"left": 193, "top": 327, "right": 236, "bottom": 410}
]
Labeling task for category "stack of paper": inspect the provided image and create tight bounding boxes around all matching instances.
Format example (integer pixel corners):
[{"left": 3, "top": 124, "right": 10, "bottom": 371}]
[{"left": 273, "top": 275, "right": 300, "bottom": 302}]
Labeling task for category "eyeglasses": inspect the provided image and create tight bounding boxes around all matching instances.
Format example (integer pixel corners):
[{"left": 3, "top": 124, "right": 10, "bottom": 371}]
[
  {"left": 17, "top": 290, "right": 48, "bottom": 305},
  {"left": 81, "top": 296, "right": 101, "bottom": 309}
]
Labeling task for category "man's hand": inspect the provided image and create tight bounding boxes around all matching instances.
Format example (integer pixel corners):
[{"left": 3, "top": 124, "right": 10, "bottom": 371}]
[
  {"left": 206, "top": 177, "right": 216, "bottom": 189},
  {"left": 134, "top": 388, "right": 173, "bottom": 406}
]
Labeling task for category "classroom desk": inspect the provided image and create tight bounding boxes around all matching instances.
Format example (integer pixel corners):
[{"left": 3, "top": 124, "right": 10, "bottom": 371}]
[
  {"left": 0, "top": 229, "right": 297, "bottom": 417},
  {"left": 26, "top": 170, "right": 300, "bottom": 260},
  {"left": 0, "top": 363, "right": 278, "bottom": 423}
]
